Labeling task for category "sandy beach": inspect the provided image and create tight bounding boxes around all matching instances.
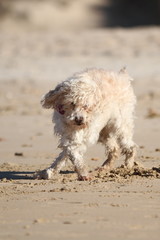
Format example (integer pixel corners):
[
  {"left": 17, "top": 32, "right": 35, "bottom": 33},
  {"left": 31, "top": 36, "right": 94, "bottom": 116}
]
[{"left": 0, "top": 5, "right": 160, "bottom": 239}]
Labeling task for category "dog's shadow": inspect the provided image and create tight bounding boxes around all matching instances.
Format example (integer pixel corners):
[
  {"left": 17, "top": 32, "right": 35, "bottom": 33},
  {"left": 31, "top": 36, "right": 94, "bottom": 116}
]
[
  {"left": 0, "top": 171, "right": 34, "bottom": 180},
  {"left": 0, "top": 170, "right": 75, "bottom": 180}
]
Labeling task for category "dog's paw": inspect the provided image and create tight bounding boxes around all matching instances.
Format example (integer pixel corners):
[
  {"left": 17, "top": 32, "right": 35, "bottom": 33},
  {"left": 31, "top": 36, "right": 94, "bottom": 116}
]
[
  {"left": 78, "top": 175, "right": 91, "bottom": 181},
  {"left": 33, "top": 168, "right": 54, "bottom": 180},
  {"left": 125, "top": 161, "right": 144, "bottom": 169}
]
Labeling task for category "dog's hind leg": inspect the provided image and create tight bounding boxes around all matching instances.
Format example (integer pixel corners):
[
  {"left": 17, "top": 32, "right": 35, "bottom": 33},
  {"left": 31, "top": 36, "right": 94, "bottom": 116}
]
[
  {"left": 121, "top": 145, "right": 137, "bottom": 168},
  {"left": 101, "top": 136, "right": 119, "bottom": 171},
  {"left": 118, "top": 124, "right": 137, "bottom": 169}
]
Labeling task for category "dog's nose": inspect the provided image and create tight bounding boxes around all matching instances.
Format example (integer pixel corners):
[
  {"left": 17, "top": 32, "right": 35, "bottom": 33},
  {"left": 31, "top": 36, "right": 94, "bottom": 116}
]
[{"left": 75, "top": 116, "right": 84, "bottom": 125}]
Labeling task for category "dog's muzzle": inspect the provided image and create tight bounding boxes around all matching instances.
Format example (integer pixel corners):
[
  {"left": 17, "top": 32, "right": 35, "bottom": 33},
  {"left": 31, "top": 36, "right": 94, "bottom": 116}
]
[{"left": 75, "top": 116, "right": 84, "bottom": 126}]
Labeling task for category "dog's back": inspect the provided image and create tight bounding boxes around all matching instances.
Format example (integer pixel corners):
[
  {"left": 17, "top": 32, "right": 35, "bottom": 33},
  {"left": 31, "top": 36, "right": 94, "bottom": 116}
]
[{"left": 73, "top": 68, "right": 136, "bottom": 107}]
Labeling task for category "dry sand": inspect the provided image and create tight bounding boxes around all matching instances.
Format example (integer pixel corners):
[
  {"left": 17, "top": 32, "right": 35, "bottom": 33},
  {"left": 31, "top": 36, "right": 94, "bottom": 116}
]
[{"left": 0, "top": 26, "right": 160, "bottom": 240}]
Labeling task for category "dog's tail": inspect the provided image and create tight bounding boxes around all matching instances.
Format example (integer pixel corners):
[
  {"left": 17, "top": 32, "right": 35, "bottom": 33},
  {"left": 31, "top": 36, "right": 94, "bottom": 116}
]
[
  {"left": 119, "top": 67, "right": 133, "bottom": 81},
  {"left": 119, "top": 66, "right": 127, "bottom": 74}
]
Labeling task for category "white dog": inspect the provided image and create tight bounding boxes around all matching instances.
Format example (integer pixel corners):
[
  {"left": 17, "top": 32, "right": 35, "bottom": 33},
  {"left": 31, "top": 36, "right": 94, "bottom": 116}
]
[{"left": 35, "top": 68, "right": 137, "bottom": 180}]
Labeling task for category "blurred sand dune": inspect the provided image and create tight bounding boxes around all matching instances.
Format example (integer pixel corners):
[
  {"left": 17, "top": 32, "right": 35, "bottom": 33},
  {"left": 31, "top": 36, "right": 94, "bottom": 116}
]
[{"left": 0, "top": 0, "right": 159, "bottom": 30}]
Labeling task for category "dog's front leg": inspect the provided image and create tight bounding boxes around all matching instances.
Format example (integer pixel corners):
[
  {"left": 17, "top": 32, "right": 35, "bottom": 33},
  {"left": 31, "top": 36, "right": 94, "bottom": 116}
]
[
  {"left": 34, "top": 150, "right": 67, "bottom": 179},
  {"left": 67, "top": 145, "right": 89, "bottom": 181}
]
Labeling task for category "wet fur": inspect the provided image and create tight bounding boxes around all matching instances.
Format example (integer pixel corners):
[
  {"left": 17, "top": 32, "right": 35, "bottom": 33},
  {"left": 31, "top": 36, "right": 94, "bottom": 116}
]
[{"left": 35, "top": 68, "right": 137, "bottom": 180}]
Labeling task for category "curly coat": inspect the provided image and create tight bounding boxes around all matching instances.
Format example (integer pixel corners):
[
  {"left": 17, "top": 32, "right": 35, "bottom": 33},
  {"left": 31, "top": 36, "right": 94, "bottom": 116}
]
[{"left": 35, "top": 68, "right": 137, "bottom": 180}]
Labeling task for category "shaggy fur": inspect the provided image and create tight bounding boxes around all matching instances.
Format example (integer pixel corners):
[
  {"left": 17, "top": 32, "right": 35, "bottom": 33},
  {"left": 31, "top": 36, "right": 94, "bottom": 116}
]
[{"left": 35, "top": 68, "right": 137, "bottom": 180}]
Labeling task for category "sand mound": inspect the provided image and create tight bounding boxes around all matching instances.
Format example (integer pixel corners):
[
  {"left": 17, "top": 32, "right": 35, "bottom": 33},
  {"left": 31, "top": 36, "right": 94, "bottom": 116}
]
[
  {"left": 92, "top": 165, "right": 160, "bottom": 183},
  {"left": 1, "top": 163, "right": 159, "bottom": 184}
]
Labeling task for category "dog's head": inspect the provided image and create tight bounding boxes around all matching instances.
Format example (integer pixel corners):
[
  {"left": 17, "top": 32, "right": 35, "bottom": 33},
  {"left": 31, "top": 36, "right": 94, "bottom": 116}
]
[{"left": 41, "top": 80, "right": 99, "bottom": 127}]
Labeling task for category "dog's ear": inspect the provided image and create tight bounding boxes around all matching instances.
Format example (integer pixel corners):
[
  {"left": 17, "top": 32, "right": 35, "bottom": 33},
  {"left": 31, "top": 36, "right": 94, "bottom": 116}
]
[
  {"left": 40, "top": 85, "right": 63, "bottom": 109},
  {"left": 40, "top": 90, "right": 56, "bottom": 109}
]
